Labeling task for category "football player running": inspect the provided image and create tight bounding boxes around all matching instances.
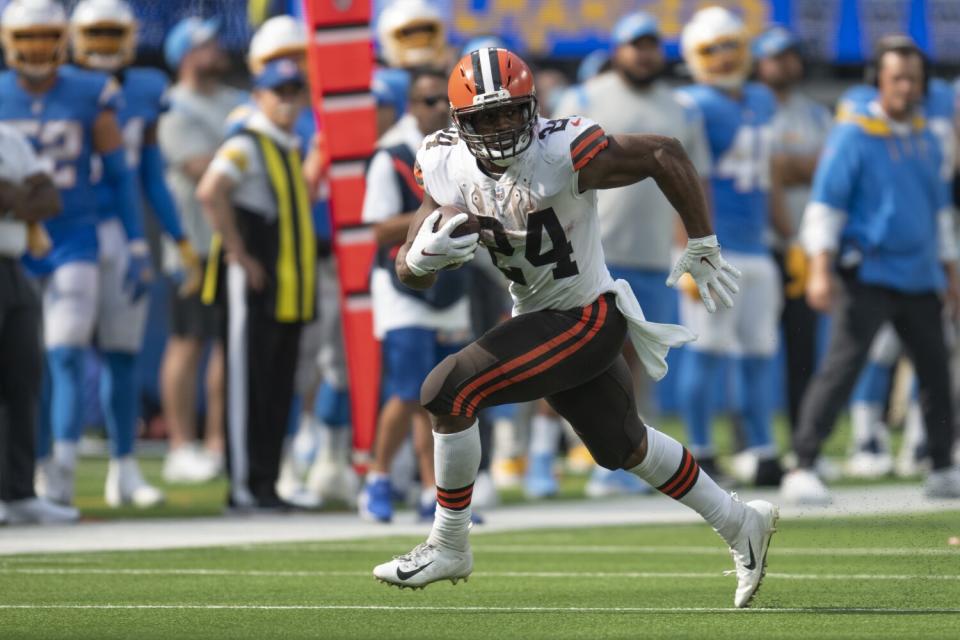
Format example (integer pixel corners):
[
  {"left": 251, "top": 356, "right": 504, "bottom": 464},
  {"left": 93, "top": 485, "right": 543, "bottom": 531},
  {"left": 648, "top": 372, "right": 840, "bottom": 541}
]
[
  {"left": 372, "top": 46, "right": 779, "bottom": 608},
  {"left": 674, "top": 7, "right": 789, "bottom": 486},
  {"left": 70, "top": 0, "right": 204, "bottom": 507},
  {"left": 0, "top": 0, "right": 150, "bottom": 507}
]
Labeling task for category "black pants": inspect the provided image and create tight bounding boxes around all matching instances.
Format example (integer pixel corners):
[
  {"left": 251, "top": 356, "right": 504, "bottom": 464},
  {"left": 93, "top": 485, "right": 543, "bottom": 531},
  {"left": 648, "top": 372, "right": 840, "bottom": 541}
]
[
  {"left": 422, "top": 293, "right": 646, "bottom": 470},
  {"left": 0, "top": 258, "right": 41, "bottom": 501},
  {"left": 774, "top": 250, "right": 819, "bottom": 432},
  {"left": 793, "top": 275, "right": 954, "bottom": 469},
  {"left": 224, "top": 270, "right": 303, "bottom": 504}
]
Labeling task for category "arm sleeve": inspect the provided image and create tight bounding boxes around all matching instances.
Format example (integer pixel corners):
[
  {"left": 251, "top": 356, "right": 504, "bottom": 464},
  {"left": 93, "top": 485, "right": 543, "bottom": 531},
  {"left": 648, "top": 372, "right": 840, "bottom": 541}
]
[
  {"left": 361, "top": 150, "right": 403, "bottom": 224},
  {"left": 101, "top": 147, "right": 146, "bottom": 241},
  {"left": 140, "top": 143, "right": 184, "bottom": 241}
]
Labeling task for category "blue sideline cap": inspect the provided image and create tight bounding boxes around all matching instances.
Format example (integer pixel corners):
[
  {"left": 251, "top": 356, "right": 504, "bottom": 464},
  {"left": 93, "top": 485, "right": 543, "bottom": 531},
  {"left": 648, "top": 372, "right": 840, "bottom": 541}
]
[
  {"left": 164, "top": 16, "right": 221, "bottom": 70},
  {"left": 372, "top": 67, "right": 410, "bottom": 115},
  {"left": 611, "top": 12, "right": 659, "bottom": 46},
  {"left": 752, "top": 25, "right": 801, "bottom": 59},
  {"left": 254, "top": 58, "right": 306, "bottom": 90}
]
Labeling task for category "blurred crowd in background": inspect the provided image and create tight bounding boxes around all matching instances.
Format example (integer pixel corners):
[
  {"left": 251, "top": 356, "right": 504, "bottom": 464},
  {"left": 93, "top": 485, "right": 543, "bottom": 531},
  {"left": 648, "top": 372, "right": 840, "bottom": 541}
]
[{"left": 1, "top": 0, "right": 960, "bottom": 525}]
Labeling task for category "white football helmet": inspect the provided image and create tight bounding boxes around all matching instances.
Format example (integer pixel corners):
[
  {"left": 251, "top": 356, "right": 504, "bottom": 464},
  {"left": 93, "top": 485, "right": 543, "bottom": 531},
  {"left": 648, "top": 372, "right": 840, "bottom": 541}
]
[
  {"left": 1, "top": 0, "right": 69, "bottom": 80},
  {"left": 681, "top": 7, "right": 751, "bottom": 89},
  {"left": 248, "top": 14, "right": 306, "bottom": 75},
  {"left": 70, "top": 0, "right": 137, "bottom": 72},
  {"left": 376, "top": 0, "right": 445, "bottom": 69}
]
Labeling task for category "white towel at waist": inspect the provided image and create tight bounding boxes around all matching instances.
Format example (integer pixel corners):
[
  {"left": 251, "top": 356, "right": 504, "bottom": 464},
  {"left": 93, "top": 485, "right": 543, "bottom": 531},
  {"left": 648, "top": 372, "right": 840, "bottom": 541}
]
[{"left": 611, "top": 278, "right": 696, "bottom": 381}]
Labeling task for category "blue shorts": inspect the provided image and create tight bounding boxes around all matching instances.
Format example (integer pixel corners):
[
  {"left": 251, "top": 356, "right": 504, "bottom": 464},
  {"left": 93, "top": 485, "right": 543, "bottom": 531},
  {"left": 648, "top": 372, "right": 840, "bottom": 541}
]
[
  {"left": 607, "top": 265, "right": 675, "bottom": 323},
  {"left": 315, "top": 381, "right": 351, "bottom": 426},
  {"left": 382, "top": 328, "right": 465, "bottom": 402}
]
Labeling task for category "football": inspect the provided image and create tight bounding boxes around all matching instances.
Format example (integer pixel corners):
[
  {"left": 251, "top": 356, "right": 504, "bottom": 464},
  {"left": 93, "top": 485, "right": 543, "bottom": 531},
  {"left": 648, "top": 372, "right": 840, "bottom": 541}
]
[{"left": 432, "top": 204, "right": 482, "bottom": 238}]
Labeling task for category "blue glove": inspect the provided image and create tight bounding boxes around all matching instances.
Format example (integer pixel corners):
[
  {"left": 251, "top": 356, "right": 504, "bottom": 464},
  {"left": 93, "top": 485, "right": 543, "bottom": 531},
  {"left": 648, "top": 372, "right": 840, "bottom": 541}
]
[{"left": 124, "top": 240, "right": 154, "bottom": 302}]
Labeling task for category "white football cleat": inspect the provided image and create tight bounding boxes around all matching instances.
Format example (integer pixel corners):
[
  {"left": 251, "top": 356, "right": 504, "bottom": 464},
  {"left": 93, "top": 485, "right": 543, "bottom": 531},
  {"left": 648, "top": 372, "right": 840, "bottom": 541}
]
[
  {"left": 780, "top": 468, "right": 832, "bottom": 505},
  {"left": 4, "top": 497, "right": 79, "bottom": 525},
  {"left": 35, "top": 457, "right": 75, "bottom": 506},
  {"left": 307, "top": 459, "right": 360, "bottom": 508},
  {"left": 373, "top": 542, "right": 473, "bottom": 589},
  {"left": 727, "top": 498, "right": 779, "bottom": 608},
  {"left": 924, "top": 466, "right": 960, "bottom": 499},
  {"left": 105, "top": 457, "right": 165, "bottom": 508}
]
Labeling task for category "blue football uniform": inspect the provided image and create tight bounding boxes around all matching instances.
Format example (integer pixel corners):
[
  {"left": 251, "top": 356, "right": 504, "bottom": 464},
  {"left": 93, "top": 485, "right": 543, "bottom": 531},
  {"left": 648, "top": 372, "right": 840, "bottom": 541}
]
[
  {"left": 0, "top": 64, "right": 122, "bottom": 272},
  {"left": 676, "top": 83, "right": 778, "bottom": 255},
  {"left": 96, "top": 66, "right": 169, "bottom": 225}
]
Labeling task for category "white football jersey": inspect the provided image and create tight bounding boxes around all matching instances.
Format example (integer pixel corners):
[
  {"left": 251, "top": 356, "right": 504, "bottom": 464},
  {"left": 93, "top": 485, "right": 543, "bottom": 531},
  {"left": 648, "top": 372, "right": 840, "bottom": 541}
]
[{"left": 416, "top": 116, "right": 617, "bottom": 314}]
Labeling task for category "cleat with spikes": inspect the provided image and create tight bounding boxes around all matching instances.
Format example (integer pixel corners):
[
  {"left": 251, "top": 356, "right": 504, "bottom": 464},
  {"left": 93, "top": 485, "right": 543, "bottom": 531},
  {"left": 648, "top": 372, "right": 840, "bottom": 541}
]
[
  {"left": 726, "top": 498, "right": 779, "bottom": 608},
  {"left": 373, "top": 541, "right": 473, "bottom": 589}
]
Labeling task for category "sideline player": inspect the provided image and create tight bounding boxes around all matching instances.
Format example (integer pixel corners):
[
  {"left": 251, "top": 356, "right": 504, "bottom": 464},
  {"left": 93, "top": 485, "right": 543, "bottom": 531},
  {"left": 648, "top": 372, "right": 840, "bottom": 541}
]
[
  {"left": 371, "top": 47, "right": 779, "bottom": 608},
  {"left": 0, "top": 0, "right": 149, "bottom": 506},
  {"left": 70, "top": 0, "right": 204, "bottom": 507},
  {"left": 674, "top": 8, "right": 789, "bottom": 485}
]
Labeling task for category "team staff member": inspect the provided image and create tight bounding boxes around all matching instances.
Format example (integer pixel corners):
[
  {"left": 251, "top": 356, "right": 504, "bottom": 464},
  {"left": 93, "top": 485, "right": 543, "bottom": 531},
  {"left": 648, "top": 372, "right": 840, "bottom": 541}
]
[
  {"left": 198, "top": 58, "right": 318, "bottom": 511},
  {"left": 752, "top": 26, "right": 832, "bottom": 437},
  {"left": 158, "top": 16, "right": 243, "bottom": 484},
  {"left": 782, "top": 36, "right": 960, "bottom": 504},
  {"left": 0, "top": 123, "right": 77, "bottom": 524}
]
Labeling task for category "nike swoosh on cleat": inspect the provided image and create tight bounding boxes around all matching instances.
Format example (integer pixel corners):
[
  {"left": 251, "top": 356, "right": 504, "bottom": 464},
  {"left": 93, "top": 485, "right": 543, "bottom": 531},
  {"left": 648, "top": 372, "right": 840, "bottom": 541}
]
[
  {"left": 744, "top": 540, "right": 757, "bottom": 571},
  {"left": 396, "top": 561, "right": 434, "bottom": 581},
  {"left": 699, "top": 256, "right": 716, "bottom": 270},
  {"left": 421, "top": 250, "right": 445, "bottom": 257}
]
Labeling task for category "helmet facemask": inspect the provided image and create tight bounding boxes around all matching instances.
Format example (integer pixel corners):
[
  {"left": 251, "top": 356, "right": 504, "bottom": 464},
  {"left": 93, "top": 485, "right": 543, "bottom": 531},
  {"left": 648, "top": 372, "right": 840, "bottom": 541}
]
[
  {"left": 73, "top": 21, "right": 135, "bottom": 72},
  {"left": 3, "top": 26, "right": 68, "bottom": 80},
  {"left": 453, "top": 94, "right": 538, "bottom": 167}
]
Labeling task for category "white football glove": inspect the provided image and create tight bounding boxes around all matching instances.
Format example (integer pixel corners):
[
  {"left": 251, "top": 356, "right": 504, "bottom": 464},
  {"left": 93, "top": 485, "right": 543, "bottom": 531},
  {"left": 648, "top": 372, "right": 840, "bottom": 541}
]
[
  {"left": 666, "top": 235, "right": 741, "bottom": 313},
  {"left": 405, "top": 210, "right": 480, "bottom": 276}
]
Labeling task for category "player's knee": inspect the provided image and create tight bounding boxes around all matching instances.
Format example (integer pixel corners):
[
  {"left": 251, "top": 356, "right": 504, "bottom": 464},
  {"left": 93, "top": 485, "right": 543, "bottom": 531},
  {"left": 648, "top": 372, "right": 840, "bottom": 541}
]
[{"left": 420, "top": 354, "right": 460, "bottom": 417}]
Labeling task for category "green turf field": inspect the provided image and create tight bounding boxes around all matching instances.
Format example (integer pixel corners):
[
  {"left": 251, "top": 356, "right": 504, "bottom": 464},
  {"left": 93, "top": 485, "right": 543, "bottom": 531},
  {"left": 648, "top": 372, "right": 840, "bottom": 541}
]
[{"left": 2, "top": 511, "right": 959, "bottom": 639}]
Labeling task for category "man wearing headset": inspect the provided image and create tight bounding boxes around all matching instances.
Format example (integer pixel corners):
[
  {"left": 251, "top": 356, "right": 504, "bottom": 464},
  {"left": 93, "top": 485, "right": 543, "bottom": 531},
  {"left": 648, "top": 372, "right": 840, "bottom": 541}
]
[{"left": 782, "top": 35, "right": 960, "bottom": 504}]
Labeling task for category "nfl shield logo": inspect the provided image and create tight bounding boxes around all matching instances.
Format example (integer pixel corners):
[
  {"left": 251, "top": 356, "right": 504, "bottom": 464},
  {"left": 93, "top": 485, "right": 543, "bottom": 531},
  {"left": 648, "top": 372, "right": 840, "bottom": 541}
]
[{"left": 495, "top": 186, "right": 505, "bottom": 201}]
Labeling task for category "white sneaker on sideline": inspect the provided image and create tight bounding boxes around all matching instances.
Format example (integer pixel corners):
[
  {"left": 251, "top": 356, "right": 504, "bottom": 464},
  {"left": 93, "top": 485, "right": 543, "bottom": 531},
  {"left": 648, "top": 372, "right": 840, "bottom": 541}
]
[
  {"left": 780, "top": 469, "right": 832, "bottom": 505},
  {"left": 5, "top": 497, "right": 79, "bottom": 524},
  {"left": 471, "top": 471, "right": 499, "bottom": 509},
  {"left": 924, "top": 466, "right": 960, "bottom": 499},
  {"left": 844, "top": 451, "right": 894, "bottom": 479},
  {"left": 307, "top": 459, "right": 360, "bottom": 508},
  {"left": 726, "top": 499, "right": 779, "bottom": 608},
  {"left": 163, "top": 445, "right": 219, "bottom": 484},
  {"left": 35, "top": 457, "right": 75, "bottom": 506},
  {"left": 105, "top": 457, "right": 165, "bottom": 508},
  {"left": 373, "top": 542, "right": 473, "bottom": 589}
]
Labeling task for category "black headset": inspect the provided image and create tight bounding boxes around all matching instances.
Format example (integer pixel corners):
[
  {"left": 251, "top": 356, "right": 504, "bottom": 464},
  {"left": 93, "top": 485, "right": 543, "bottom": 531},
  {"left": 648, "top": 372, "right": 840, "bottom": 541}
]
[{"left": 864, "top": 34, "right": 930, "bottom": 95}]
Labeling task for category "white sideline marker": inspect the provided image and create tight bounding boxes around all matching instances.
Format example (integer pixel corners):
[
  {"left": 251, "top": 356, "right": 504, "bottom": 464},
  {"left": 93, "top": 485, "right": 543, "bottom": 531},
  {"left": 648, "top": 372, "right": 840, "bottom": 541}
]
[
  {"left": 3, "top": 567, "right": 959, "bottom": 581},
  {"left": 1, "top": 604, "right": 959, "bottom": 614}
]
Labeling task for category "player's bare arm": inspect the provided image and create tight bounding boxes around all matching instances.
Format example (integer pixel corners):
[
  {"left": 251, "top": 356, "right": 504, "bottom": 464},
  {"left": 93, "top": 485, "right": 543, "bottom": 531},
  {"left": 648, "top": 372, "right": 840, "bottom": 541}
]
[
  {"left": 579, "top": 133, "right": 713, "bottom": 239},
  {"left": 373, "top": 210, "right": 418, "bottom": 247},
  {"left": 0, "top": 173, "right": 60, "bottom": 222}
]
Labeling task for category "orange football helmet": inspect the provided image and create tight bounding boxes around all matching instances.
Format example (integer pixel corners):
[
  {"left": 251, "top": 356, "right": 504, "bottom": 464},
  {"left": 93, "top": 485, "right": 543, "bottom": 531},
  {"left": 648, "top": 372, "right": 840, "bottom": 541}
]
[{"left": 448, "top": 47, "right": 538, "bottom": 165}]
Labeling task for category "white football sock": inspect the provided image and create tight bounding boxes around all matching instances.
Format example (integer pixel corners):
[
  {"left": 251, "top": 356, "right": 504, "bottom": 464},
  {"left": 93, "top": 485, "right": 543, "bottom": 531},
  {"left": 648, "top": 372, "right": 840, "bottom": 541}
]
[
  {"left": 53, "top": 441, "right": 77, "bottom": 470},
  {"left": 629, "top": 426, "right": 744, "bottom": 542},
  {"left": 427, "top": 422, "right": 480, "bottom": 552},
  {"left": 529, "top": 414, "right": 561, "bottom": 456}
]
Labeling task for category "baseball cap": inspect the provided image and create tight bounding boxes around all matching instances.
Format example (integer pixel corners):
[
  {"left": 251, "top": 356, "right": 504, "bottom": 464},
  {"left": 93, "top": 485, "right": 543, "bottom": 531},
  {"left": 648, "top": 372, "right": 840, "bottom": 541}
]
[
  {"left": 254, "top": 57, "right": 306, "bottom": 90},
  {"left": 372, "top": 67, "right": 410, "bottom": 115},
  {"left": 611, "top": 12, "right": 659, "bottom": 46},
  {"left": 752, "top": 25, "right": 801, "bottom": 59},
  {"left": 164, "top": 16, "right": 221, "bottom": 70}
]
